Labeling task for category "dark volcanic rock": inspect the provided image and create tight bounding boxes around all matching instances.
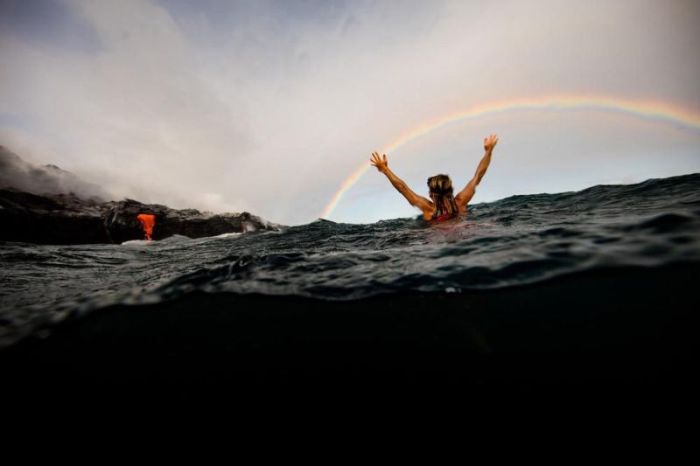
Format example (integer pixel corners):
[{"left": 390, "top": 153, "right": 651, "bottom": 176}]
[
  {"left": 0, "top": 190, "right": 111, "bottom": 244},
  {"left": 103, "top": 198, "right": 275, "bottom": 243},
  {"left": 0, "top": 189, "right": 280, "bottom": 245}
]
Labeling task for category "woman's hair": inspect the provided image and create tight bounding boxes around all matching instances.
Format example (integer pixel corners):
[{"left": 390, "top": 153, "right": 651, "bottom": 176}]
[{"left": 427, "top": 174, "right": 458, "bottom": 219}]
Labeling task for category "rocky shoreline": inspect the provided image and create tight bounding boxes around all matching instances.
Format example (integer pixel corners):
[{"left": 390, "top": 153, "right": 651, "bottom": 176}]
[{"left": 0, "top": 188, "right": 281, "bottom": 244}]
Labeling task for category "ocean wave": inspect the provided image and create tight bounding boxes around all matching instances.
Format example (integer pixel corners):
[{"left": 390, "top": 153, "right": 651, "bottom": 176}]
[{"left": 1, "top": 173, "right": 700, "bottom": 347}]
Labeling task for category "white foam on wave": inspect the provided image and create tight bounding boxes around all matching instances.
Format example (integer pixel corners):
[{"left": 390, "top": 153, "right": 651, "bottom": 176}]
[
  {"left": 121, "top": 234, "right": 194, "bottom": 246},
  {"left": 159, "top": 234, "right": 192, "bottom": 243},
  {"left": 213, "top": 232, "right": 243, "bottom": 239},
  {"left": 121, "top": 239, "right": 154, "bottom": 246}
]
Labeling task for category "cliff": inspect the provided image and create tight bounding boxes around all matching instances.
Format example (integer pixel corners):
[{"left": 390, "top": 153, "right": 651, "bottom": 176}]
[{"left": 0, "top": 189, "right": 280, "bottom": 244}]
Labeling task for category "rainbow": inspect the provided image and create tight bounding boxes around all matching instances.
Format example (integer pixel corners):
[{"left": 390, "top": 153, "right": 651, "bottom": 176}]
[{"left": 320, "top": 94, "right": 700, "bottom": 219}]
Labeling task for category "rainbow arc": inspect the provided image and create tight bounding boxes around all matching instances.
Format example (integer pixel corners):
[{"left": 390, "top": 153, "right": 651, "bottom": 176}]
[{"left": 320, "top": 94, "right": 700, "bottom": 219}]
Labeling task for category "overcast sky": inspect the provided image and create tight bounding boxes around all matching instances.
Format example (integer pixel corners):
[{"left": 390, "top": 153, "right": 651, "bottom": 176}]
[{"left": 1, "top": 0, "right": 699, "bottom": 225}]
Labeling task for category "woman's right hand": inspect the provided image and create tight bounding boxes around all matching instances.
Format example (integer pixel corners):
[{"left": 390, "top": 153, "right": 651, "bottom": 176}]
[
  {"left": 370, "top": 151, "right": 389, "bottom": 173},
  {"left": 484, "top": 134, "right": 499, "bottom": 153}
]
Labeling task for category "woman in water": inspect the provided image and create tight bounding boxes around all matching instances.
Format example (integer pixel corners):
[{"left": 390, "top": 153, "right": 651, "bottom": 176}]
[{"left": 370, "top": 134, "right": 499, "bottom": 222}]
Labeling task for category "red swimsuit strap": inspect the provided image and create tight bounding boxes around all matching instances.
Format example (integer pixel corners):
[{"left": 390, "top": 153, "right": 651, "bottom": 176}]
[{"left": 433, "top": 212, "right": 455, "bottom": 222}]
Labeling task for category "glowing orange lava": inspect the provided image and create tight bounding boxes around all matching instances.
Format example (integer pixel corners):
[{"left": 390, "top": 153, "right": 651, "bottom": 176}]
[{"left": 136, "top": 214, "right": 156, "bottom": 241}]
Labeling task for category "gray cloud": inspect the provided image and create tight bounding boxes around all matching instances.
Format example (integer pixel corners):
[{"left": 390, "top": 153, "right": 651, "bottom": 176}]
[
  {"left": 0, "top": 145, "right": 108, "bottom": 199},
  {"left": 1, "top": 0, "right": 698, "bottom": 224}
]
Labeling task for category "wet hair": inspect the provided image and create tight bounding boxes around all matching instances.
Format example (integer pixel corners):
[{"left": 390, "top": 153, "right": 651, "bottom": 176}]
[{"left": 427, "top": 174, "right": 458, "bottom": 220}]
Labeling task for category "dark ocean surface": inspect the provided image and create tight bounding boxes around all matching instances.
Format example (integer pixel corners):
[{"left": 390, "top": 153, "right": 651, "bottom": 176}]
[
  {"left": 2, "top": 174, "right": 700, "bottom": 403},
  {"left": 1, "top": 173, "right": 700, "bottom": 348}
]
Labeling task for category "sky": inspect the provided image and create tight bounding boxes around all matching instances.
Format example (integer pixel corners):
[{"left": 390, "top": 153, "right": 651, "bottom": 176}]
[{"left": 1, "top": 0, "right": 699, "bottom": 225}]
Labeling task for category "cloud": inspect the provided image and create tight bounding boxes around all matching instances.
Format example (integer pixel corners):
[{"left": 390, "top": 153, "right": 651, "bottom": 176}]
[
  {"left": 0, "top": 145, "right": 108, "bottom": 199},
  {"left": 1, "top": 0, "right": 698, "bottom": 224}
]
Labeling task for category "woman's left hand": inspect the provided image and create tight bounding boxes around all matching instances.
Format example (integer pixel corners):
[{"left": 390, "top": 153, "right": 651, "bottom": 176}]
[{"left": 370, "top": 151, "right": 389, "bottom": 173}]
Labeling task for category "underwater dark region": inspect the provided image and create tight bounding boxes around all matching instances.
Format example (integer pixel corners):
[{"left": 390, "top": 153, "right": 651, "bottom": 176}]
[{"left": 2, "top": 173, "right": 699, "bottom": 403}]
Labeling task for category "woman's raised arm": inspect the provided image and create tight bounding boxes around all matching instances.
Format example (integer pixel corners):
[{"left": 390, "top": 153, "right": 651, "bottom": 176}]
[{"left": 370, "top": 151, "right": 433, "bottom": 214}]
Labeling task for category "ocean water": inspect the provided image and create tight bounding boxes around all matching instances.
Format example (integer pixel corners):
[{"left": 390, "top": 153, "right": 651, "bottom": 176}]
[{"left": 1, "top": 173, "right": 700, "bottom": 348}]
